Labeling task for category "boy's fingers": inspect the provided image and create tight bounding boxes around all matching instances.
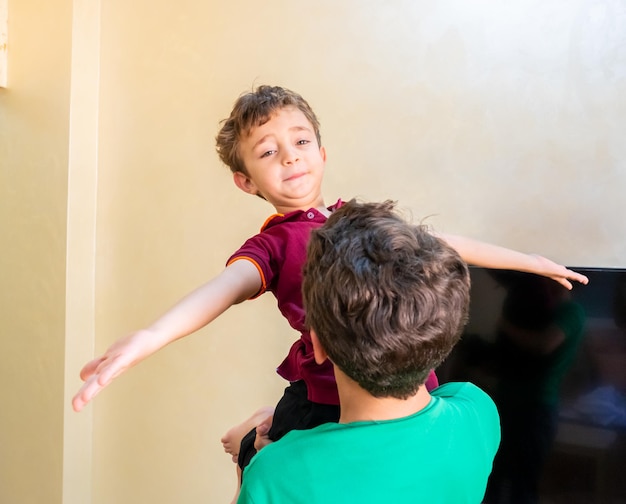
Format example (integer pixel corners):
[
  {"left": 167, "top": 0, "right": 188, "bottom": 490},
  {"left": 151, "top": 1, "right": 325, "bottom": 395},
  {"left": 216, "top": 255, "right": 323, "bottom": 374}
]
[
  {"left": 72, "top": 375, "right": 103, "bottom": 412},
  {"left": 95, "top": 354, "right": 127, "bottom": 386},
  {"left": 73, "top": 353, "right": 134, "bottom": 412},
  {"left": 559, "top": 270, "right": 588, "bottom": 289},
  {"left": 79, "top": 357, "right": 105, "bottom": 381},
  {"left": 256, "top": 422, "right": 270, "bottom": 436},
  {"left": 73, "top": 357, "right": 123, "bottom": 411},
  {"left": 556, "top": 278, "right": 573, "bottom": 290},
  {"left": 571, "top": 271, "right": 589, "bottom": 285},
  {"left": 71, "top": 397, "right": 84, "bottom": 412}
]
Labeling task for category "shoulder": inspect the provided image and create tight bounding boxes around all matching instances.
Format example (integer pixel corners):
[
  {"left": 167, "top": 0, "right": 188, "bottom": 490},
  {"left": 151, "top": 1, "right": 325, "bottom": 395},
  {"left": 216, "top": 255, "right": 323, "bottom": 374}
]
[
  {"left": 432, "top": 382, "right": 500, "bottom": 456},
  {"left": 432, "top": 380, "right": 487, "bottom": 400},
  {"left": 230, "top": 217, "right": 293, "bottom": 259},
  {"left": 432, "top": 382, "right": 499, "bottom": 425}
]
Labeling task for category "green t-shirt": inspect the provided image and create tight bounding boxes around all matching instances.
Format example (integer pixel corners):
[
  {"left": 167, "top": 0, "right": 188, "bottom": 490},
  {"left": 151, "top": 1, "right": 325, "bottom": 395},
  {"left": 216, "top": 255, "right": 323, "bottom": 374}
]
[{"left": 238, "top": 382, "right": 500, "bottom": 504}]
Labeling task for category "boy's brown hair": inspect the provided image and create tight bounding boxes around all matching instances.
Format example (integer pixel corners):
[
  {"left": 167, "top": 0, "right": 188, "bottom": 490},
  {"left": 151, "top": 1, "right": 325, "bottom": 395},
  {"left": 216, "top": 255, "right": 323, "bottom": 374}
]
[
  {"left": 302, "top": 200, "right": 470, "bottom": 399},
  {"left": 216, "top": 85, "right": 322, "bottom": 175}
]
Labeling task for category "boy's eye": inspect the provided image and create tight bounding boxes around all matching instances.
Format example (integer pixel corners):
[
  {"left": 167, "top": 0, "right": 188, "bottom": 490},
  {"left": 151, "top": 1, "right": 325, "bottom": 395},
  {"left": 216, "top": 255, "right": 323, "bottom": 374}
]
[
  {"left": 297, "top": 139, "right": 310, "bottom": 145},
  {"left": 260, "top": 150, "right": 276, "bottom": 158}
]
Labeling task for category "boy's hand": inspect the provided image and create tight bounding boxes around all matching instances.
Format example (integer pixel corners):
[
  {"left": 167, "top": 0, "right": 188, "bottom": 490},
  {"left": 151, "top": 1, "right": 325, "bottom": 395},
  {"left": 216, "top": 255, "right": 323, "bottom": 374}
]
[
  {"left": 529, "top": 254, "right": 589, "bottom": 290},
  {"left": 72, "top": 329, "right": 160, "bottom": 412},
  {"left": 254, "top": 415, "right": 275, "bottom": 452},
  {"left": 71, "top": 261, "right": 263, "bottom": 412}
]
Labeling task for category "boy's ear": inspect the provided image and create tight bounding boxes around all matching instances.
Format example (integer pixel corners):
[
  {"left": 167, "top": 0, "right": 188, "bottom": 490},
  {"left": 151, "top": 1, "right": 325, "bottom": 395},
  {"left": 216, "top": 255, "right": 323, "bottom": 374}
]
[
  {"left": 310, "top": 329, "right": 328, "bottom": 365},
  {"left": 233, "top": 171, "right": 258, "bottom": 196},
  {"left": 320, "top": 145, "right": 327, "bottom": 162}
]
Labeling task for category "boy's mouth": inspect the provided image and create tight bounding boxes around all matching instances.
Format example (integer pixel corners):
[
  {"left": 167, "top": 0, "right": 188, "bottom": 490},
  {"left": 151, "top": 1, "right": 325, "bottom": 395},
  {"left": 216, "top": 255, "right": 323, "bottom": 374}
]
[{"left": 285, "top": 171, "right": 307, "bottom": 182}]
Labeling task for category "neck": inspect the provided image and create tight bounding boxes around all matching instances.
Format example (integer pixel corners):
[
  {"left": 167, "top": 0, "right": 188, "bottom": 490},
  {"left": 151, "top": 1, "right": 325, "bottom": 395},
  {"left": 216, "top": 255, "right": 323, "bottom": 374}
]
[
  {"left": 335, "top": 368, "right": 431, "bottom": 424},
  {"left": 272, "top": 196, "right": 327, "bottom": 216}
]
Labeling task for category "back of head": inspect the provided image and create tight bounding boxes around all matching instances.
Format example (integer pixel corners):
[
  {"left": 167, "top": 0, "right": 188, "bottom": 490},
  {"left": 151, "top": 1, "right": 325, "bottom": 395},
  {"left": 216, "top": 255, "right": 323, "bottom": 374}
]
[
  {"left": 302, "top": 200, "right": 470, "bottom": 399},
  {"left": 215, "top": 85, "right": 321, "bottom": 175}
]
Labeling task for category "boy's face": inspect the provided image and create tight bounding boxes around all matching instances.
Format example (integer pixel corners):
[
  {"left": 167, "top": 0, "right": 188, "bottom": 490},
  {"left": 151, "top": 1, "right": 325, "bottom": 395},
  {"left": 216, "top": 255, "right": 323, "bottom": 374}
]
[{"left": 234, "top": 106, "right": 327, "bottom": 213}]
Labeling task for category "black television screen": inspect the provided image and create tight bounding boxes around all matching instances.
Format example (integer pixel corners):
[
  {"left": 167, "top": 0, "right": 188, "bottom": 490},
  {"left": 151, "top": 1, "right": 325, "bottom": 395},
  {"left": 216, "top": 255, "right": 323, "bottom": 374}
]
[{"left": 437, "top": 267, "right": 626, "bottom": 504}]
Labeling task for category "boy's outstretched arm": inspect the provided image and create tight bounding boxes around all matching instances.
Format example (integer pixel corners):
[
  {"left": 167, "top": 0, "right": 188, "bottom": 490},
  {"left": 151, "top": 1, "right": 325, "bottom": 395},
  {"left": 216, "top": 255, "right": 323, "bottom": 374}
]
[
  {"left": 437, "top": 233, "right": 589, "bottom": 290},
  {"left": 71, "top": 260, "right": 261, "bottom": 412}
]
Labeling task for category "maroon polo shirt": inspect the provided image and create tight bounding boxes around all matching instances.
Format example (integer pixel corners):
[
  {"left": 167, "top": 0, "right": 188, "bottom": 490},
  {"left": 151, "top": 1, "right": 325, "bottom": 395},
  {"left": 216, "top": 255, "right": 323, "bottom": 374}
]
[{"left": 227, "top": 200, "right": 344, "bottom": 405}]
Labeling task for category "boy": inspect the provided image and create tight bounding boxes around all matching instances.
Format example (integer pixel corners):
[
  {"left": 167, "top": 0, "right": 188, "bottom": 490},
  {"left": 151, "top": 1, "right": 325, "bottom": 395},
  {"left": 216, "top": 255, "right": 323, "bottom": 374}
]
[
  {"left": 237, "top": 199, "right": 500, "bottom": 504},
  {"left": 72, "top": 85, "right": 586, "bottom": 474}
]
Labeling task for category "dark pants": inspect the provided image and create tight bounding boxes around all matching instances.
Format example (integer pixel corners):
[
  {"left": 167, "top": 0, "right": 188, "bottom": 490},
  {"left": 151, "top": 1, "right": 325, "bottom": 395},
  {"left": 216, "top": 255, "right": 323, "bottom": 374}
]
[{"left": 238, "top": 381, "right": 340, "bottom": 471}]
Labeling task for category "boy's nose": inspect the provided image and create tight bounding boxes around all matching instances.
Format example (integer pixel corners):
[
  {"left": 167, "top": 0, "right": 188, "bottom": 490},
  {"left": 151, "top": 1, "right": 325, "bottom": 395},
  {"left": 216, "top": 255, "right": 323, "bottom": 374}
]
[{"left": 282, "top": 147, "right": 300, "bottom": 165}]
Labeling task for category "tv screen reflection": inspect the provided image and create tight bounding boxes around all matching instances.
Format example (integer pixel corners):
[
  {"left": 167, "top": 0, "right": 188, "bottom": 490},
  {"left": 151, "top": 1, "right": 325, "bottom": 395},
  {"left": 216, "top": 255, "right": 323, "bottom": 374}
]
[{"left": 438, "top": 267, "right": 626, "bottom": 504}]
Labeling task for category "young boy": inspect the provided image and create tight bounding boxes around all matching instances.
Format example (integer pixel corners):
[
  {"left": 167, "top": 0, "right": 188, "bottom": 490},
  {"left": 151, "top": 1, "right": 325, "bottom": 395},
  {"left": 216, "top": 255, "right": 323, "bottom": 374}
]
[
  {"left": 237, "top": 199, "right": 500, "bottom": 504},
  {"left": 71, "top": 85, "right": 586, "bottom": 477}
]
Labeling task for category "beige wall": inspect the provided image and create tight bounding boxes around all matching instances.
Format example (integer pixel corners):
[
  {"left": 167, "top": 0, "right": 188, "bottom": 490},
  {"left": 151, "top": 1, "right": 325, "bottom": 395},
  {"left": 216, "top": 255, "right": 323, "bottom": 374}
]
[
  {"left": 0, "top": 0, "right": 72, "bottom": 503},
  {"left": 1, "top": 1, "right": 625, "bottom": 503}
]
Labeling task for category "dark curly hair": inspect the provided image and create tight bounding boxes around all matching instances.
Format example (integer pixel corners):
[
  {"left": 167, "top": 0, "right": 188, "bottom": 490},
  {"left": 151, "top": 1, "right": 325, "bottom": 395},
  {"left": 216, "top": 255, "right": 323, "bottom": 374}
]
[{"left": 302, "top": 200, "right": 470, "bottom": 399}]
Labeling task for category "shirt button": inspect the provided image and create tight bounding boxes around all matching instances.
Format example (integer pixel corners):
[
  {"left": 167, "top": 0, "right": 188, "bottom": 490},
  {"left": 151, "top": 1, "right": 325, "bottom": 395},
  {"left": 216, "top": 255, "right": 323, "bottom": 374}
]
[{"left": 307, "top": 212, "right": 315, "bottom": 219}]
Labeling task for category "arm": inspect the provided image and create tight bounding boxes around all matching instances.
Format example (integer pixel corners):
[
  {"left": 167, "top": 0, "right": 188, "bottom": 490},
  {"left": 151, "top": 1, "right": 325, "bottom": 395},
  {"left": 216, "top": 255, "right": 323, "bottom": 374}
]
[
  {"left": 71, "top": 260, "right": 261, "bottom": 412},
  {"left": 437, "top": 233, "right": 589, "bottom": 290}
]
